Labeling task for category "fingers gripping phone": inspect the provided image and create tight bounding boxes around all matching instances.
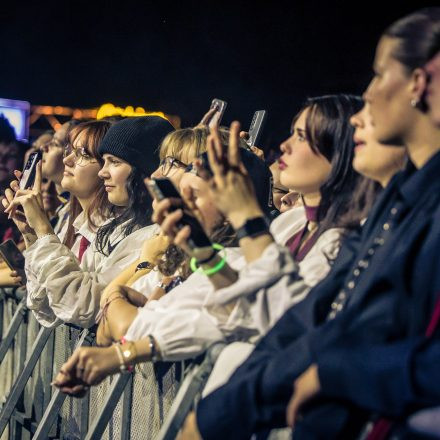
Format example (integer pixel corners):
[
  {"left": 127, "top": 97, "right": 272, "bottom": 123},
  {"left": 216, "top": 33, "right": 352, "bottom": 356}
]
[
  {"left": 246, "top": 110, "right": 267, "bottom": 148},
  {"left": 146, "top": 178, "right": 212, "bottom": 249},
  {"left": 0, "top": 239, "right": 26, "bottom": 283},
  {"left": 208, "top": 98, "right": 227, "bottom": 128},
  {"left": 20, "top": 150, "right": 42, "bottom": 190}
]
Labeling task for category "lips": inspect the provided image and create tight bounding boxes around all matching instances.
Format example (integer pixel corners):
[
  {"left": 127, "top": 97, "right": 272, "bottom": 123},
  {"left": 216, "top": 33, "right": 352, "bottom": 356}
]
[{"left": 278, "top": 158, "right": 287, "bottom": 170}]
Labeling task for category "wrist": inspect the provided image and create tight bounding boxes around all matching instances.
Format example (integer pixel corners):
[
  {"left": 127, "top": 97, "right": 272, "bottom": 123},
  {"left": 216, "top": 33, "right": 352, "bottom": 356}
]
[
  {"left": 228, "top": 207, "right": 264, "bottom": 230},
  {"left": 23, "top": 232, "right": 37, "bottom": 248},
  {"left": 35, "top": 223, "right": 54, "bottom": 238}
]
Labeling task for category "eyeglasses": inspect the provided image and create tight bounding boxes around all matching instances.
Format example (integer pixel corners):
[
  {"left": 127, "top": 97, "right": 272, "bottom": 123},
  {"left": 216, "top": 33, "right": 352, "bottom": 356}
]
[
  {"left": 160, "top": 156, "right": 187, "bottom": 176},
  {"left": 64, "top": 143, "right": 97, "bottom": 166}
]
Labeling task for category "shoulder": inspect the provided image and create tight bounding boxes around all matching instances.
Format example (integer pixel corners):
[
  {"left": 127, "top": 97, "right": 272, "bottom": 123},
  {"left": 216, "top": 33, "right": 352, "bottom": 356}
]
[{"left": 270, "top": 207, "right": 307, "bottom": 245}]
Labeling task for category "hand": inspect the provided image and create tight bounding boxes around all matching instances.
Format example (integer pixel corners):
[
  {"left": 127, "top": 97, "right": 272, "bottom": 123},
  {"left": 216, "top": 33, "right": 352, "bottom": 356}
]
[
  {"left": 197, "top": 122, "right": 264, "bottom": 229},
  {"left": 197, "top": 106, "right": 219, "bottom": 127},
  {"left": 286, "top": 364, "right": 321, "bottom": 428},
  {"left": 0, "top": 268, "right": 23, "bottom": 287},
  {"left": 250, "top": 146, "right": 264, "bottom": 160},
  {"left": 177, "top": 411, "right": 202, "bottom": 440},
  {"left": 3, "top": 162, "right": 53, "bottom": 237},
  {"left": 140, "top": 232, "right": 170, "bottom": 264},
  {"left": 239, "top": 131, "right": 265, "bottom": 160},
  {"left": 53, "top": 346, "right": 121, "bottom": 395},
  {"left": 1, "top": 171, "right": 34, "bottom": 235},
  {"left": 152, "top": 198, "right": 214, "bottom": 262}
]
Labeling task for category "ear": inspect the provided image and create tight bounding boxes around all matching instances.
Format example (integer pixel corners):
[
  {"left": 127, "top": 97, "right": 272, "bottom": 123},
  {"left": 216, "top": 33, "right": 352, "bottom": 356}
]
[{"left": 410, "top": 68, "right": 429, "bottom": 105}]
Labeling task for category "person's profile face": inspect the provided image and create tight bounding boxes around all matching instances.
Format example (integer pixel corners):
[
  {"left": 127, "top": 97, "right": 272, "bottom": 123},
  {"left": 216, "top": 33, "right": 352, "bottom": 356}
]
[
  {"left": 425, "top": 52, "right": 440, "bottom": 127},
  {"left": 364, "top": 36, "right": 414, "bottom": 146}
]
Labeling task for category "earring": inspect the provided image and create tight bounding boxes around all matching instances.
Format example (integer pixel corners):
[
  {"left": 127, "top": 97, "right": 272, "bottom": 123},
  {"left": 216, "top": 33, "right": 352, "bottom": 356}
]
[{"left": 411, "top": 99, "right": 419, "bottom": 108}]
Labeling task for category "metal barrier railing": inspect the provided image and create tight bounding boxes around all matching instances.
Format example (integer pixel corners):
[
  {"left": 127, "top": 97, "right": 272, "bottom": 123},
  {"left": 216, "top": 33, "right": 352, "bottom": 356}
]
[{"left": 0, "top": 288, "right": 218, "bottom": 440}]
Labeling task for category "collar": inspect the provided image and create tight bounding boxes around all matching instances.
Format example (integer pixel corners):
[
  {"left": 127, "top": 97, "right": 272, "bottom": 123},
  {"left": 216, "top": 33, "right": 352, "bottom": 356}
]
[
  {"left": 57, "top": 191, "right": 70, "bottom": 204},
  {"left": 73, "top": 211, "right": 99, "bottom": 244},
  {"left": 397, "top": 150, "right": 440, "bottom": 207}
]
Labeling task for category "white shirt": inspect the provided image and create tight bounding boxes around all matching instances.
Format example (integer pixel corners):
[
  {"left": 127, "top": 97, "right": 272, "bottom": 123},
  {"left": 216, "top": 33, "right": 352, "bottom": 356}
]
[
  {"left": 125, "top": 207, "right": 342, "bottom": 360},
  {"left": 25, "top": 212, "right": 158, "bottom": 328}
]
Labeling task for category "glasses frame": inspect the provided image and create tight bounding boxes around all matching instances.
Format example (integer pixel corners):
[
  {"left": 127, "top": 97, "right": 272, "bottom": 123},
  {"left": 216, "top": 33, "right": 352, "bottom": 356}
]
[
  {"left": 63, "top": 143, "right": 97, "bottom": 166},
  {"left": 160, "top": 156, "right": 187, "bottom": 176}
]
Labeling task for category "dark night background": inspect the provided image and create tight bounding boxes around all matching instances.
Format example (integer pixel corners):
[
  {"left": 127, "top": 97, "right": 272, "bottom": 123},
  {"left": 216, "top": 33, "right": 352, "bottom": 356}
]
[{"left": 0, "top": 1, "right": 434, "bottom": 152}]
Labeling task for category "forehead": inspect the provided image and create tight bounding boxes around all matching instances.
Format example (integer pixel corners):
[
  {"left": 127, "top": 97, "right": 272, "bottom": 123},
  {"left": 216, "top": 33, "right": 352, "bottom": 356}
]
[
  {"left": 374, "top": 36, "right": 401, "bottom": 70},
  {"left": 71, "top": 130, "right": 87, "bottom": 147},
  {"left": 291, "top": 108, "right": 309, "bottom": 131}
]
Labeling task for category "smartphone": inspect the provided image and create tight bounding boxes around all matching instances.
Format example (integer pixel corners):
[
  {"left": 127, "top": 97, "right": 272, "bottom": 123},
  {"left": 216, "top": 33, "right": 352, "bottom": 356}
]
[
  {"left": 246, "top": 110, "right": 267, "bottom": 148},
  {"left": 146, "top": 178, "right": 212, "bottom": 249},
  {"left": 20, "top": 150, "right": 42, "bottom": 190},
  {"left": 0, "top": 240, "right": 26, "bottom": 283},
  {"left": 208, "top": 98, "right": 227, "bottom": 128}
]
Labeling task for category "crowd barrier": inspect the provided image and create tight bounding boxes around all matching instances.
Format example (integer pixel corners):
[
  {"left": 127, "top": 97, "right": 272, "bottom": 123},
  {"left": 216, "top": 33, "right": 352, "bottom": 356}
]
[
  {"left": 4, "top": 286, "right": 438, "bottom": 439},
  {"left": 0, "top": 287, "right": 224, "bottom": 440}
]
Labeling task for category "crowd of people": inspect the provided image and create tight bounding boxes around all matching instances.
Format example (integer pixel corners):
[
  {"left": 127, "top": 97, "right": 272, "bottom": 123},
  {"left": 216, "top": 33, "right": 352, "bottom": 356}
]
[{"left": 1, "top": 7, "right": 440, "bottom": 439}]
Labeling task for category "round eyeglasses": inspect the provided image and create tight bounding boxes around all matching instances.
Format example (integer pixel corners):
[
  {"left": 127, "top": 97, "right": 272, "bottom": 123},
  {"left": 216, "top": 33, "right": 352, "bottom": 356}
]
[
  {"left": 160, "top": 156, "right": 187, "bottom": 176},
  {"left": 64, "top": 144, "right": 97, "bottom": 166}
]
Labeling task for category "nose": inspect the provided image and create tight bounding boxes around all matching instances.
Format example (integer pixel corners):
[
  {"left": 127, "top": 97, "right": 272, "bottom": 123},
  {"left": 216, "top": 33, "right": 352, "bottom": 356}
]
[
  {"left": 150, "top": 167, "right": 162, "bottom": 179},
  {"left": 98, "top": 164, "right": 109, "bottom": 180},
  {"left": 63, "top": 151, "right": 75, "bottom": 167},
  {"left": 350, "top": 112, "right": 362, "bottom": 128},
  {"left": 280, "top": 136, "right": 292, "bottom": 154}
]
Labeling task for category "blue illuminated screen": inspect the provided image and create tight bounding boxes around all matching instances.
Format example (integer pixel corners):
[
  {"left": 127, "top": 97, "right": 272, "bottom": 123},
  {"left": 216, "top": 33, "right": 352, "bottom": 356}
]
[{"left": 0, "top": 98, "right": 30, "bottom": 141}]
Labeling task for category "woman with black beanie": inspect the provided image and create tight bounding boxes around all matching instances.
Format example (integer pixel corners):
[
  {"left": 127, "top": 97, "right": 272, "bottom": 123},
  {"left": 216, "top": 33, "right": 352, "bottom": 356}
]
[{"left": 3, "top": 116, "right": 174, "bottom": 328}]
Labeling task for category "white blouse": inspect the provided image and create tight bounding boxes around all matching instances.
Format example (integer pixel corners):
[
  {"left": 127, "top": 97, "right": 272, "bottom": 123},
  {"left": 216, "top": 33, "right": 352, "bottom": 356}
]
[
  {"left": 25, "top": 212, "right": 158, "bottom": 328},
  {"left": 125, "top": 207, "right": 343, "bottom": 360}
]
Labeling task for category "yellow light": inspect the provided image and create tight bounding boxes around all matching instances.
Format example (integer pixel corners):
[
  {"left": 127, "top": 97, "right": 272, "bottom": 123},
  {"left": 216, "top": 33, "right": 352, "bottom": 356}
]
[{"left": 96, "top": 103, "right": 171, "bottom": 124}]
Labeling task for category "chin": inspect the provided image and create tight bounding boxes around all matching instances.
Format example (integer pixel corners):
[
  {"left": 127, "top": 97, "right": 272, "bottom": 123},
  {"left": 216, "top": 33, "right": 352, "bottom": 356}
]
[{"left": 60, "top": 177, "right": 72, "bottom": 191}]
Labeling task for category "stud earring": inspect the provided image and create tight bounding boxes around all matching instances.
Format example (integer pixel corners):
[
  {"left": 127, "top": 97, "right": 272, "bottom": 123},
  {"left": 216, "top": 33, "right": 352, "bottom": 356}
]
[{"left": 410, "top": 99, "right": 419, "bottom": 108}]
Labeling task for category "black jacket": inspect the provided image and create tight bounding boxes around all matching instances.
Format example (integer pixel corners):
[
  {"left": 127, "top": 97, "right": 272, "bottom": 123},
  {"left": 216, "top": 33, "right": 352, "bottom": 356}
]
[{"left": 197, "top": 151, "right": 440, "bottom": 440}]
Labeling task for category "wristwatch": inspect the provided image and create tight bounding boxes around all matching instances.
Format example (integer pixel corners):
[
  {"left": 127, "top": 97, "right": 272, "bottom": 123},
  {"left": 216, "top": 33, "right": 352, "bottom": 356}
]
[
  {"left": 235, "top": 216, "right": 270, "bottom": 240},
  {"left": 135, "top": 261, "right": 154, "bottom": 272}
]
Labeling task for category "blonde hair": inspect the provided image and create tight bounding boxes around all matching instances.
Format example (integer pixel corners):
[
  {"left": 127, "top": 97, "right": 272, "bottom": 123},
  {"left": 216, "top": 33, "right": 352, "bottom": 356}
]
[{"left": 159, "top": 126, "right": 248, "bottom": 164}]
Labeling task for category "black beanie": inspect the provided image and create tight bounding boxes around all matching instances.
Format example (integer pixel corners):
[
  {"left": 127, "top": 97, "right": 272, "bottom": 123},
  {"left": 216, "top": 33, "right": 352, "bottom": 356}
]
[
  {"left": 98, "top": 116, "right": 175, "bottom": 177},
  {"left": 197, "top": 149, "right": 273, "bottom": 216}
]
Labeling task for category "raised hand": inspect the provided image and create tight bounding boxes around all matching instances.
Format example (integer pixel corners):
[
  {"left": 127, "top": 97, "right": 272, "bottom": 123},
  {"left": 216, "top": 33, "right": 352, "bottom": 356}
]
[
  {"left": 200, "top": 122, "right": 264, "bottom": 229},
  {"left": 3, "top": 162, "right": 53, "bottom": 238}
]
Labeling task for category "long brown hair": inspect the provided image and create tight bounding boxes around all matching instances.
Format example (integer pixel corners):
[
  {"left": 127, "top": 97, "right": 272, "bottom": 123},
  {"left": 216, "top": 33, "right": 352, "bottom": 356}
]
[{"left": 63, "top": 120, "right": 113, "bottom": 249}]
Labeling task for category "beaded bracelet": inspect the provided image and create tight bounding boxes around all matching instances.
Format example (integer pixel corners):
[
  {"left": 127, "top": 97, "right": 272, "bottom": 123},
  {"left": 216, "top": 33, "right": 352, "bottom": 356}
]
[{"left": 190, "top": 243, "right": 227, "bottom": 276}]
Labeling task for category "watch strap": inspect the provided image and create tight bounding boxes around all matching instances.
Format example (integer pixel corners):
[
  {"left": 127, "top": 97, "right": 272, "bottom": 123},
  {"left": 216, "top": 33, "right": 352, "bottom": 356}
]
[{"left": 235, "top": 216, "right": 270, "bottom": 240}]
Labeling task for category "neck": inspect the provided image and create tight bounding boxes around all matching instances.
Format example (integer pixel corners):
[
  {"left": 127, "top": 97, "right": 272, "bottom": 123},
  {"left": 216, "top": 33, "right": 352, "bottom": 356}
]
[
  {"left": 55, "top": 183, "right": 64, "bottom": 195},
  {"left": 405, "top": 116, "right": 440, "bottom": 169},
  {"left": 77, "top": 196, "right": 94, "bottom": 214},
  {"left": 302, "top": 192, "right": 321, "bottom": 224},
  {"left": 302, "top": 192, "right": 321, "bottom": 207}
]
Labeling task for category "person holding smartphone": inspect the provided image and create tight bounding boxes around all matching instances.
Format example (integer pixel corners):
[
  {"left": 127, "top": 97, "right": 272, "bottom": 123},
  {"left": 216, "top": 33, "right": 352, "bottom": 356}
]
[
  {"left": 3, "top": 116, "right": 174, "bottom": 328},
  {"left": 176, "top": 9, "right": 440, "bottom": 440},
  {"left": 52, "top": 145, "right": 272, "bottom": 391},
  {"left": 53, "top": 94, "right": 375, "bottom": 391}
]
